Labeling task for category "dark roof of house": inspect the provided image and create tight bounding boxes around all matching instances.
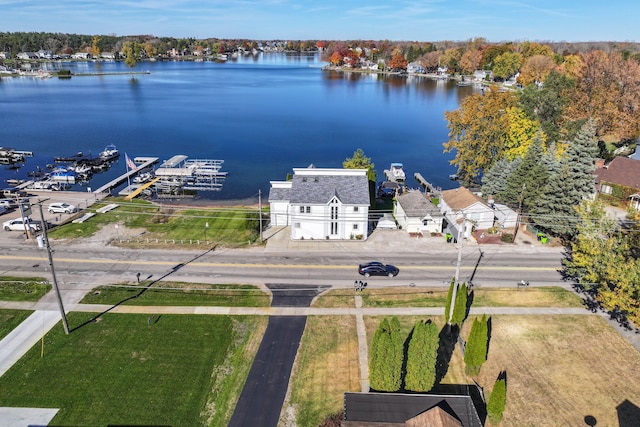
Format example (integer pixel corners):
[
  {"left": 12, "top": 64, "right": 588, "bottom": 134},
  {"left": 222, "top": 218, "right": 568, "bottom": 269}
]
[
  {"left": 289, "top": 173, "right": 369, "bottom": 205},
  {"left": 396, "top": 191, "right": 443, "bottom": 218},
  {"left": 343, "top": 392, "right": 483, "bottom": 427},
  {"left": 268, "top": 185, "right": 291, "bottom": 201},
  {"left": 594, "top": 156, "right": 640, "bottom": 190}
]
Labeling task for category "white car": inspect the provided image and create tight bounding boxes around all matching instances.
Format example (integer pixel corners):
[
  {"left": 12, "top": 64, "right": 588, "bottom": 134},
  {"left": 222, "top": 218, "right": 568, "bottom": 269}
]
[
  {"left": 3, "top": 217, "right": 41, "bottom": 232},
  {"left": 48, "top": 202, "right": 78, "bottom": 214},
  {"left": 0, "top": 198, "right": 17, "bottom": 210}
]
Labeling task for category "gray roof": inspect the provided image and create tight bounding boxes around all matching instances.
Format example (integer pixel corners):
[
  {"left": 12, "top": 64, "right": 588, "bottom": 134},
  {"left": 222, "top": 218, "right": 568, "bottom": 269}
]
[
  {"left": 268, "top": 185, "right": 291, "bottom": 202},
  {"left": 397, "top": 191, "right": 443, "bottom": 218},
  {"left": 289, "top": 174, "right": 369, "bottom": 205},
  {"left": 343, "top": 392, "right": 482, "bottom": 426}
]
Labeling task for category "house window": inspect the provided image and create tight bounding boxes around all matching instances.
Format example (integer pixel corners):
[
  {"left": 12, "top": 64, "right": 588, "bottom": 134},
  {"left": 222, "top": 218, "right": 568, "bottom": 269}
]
[
  {"left": 306, "top": 206, "right": 311, "bottom": 213},
  {"left": 330, "top": 200, "right": 339, "bottom": 235},
  {"left": 353, "top": 224, "right": 359, "bottom": 230},
  {"left": 354, "top": 206, "right": 359, "bottom": 212},
  {"left": 601, "top": 184, "right": 612, "bottom": 195},
  {"left": 294, "top": 222, "right": 300, "bottom": 228}
]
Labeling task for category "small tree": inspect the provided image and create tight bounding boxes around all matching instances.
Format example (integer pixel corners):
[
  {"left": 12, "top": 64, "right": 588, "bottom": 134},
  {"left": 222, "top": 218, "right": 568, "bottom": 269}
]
[
  {"left": 405, "top": 320, "right": 439, "bottom": 392},
  {"left": 464, "top": 314, "right": 489, "bottom": 376},
  {"left": 444, "top": 278, "right": 455, "bottom": 322},
  {"left": 451, "top": 282, "right": 468, "bottom": 325},
  {"left": 487, "top": 376, "right": 507, "bottom": 424},
  {"left": 343, "top": 148, "right": 376, "bottom": 182},
  {"left": 369, "top": 317, "right": 404, "bottom": 391}
]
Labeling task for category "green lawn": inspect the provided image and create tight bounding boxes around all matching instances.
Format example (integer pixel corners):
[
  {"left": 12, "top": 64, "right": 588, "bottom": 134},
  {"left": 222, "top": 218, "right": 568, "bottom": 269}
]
[
  {"left": 0, "top": 312, "right": 267, "bottom": 426},
  {"left": 0, "top": 309, "right": 33, "bottom": 340},
  {"left": 80, "top": 282, "right": 270, "bottom": 307},
  {"left": 0, "top": 276, "right": 51, "bottom": 301},
  {"left": 48, "top": 198, "right": 263, "bottom": 247}
]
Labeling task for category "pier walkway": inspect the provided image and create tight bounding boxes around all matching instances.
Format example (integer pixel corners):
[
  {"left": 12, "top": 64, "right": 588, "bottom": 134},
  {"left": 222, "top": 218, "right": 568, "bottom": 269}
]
[{"left": 93, "top": 156, "right": 158, "bottom": 194}]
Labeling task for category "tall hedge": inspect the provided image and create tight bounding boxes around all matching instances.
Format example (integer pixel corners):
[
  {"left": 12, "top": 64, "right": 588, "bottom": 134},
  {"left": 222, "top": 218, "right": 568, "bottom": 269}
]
[
  {"left": 369, "top": 317, "right": 404, "bottom": 391},
  {"left": 444, "top": 279, "right": 454, "bottom": 323},
  {"left": 405, "top": 320, "right": 439, "bottom": 392},
  {"left": 451, "top": 282, "right": 468, "bottom": 325},
  {"left": 487, "top": 377, "right": 507, "bottom": 424},
  {"left": 464, "top": 314, "right": 489, "bottom": 376}
]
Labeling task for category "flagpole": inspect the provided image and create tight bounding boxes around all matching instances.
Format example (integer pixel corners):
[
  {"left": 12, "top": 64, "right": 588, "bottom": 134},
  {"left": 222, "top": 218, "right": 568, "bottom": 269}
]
[{"left": 125, "top": 153, "right": 131, "bottom": 188}]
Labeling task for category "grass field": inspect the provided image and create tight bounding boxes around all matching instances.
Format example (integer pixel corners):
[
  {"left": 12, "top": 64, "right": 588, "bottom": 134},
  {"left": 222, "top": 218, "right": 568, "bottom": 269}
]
[
  {"left": 0, "top": 276, "right": 51, "bottom": 301},
  {"left": 48, "top": 198, "right": 263, "bottom": 247},
  {"left": 0, "top": 312, "right": 267, "bottom": 426},
  {"left": 79, "top": 281, "right": 270, "bottom": 307},
  {"left": 313, "top": 286, "right": 583, "bottom": 308},
  {"left": 282, "top": 316, "right": 361, "bottom": 427},
  {"left": 0, "top": 309, "right": 33, "bottom": 341}
]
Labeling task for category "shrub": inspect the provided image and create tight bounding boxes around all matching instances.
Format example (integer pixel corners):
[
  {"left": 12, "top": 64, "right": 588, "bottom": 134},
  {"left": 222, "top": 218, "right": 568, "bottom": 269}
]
[
  {"left": 501, "top": 233, "right": 514, "bottom": 243},
  {"left": 487, "top": 377, "right": 507, "bottom": 424}
]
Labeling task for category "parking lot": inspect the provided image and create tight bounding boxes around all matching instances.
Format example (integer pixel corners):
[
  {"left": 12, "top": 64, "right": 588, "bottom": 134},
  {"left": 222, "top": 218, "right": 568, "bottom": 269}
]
[{"left": 0, "top": 190, "right": 108, "bottom": 241}]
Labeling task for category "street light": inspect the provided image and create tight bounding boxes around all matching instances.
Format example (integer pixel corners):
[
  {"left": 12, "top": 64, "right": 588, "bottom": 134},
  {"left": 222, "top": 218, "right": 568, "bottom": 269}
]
[
  {"left": 115, "top": 224, "right": 119, "bottom": 241},
  {"left": 204, "top": 221, "right": 209, "bottom": 241}
]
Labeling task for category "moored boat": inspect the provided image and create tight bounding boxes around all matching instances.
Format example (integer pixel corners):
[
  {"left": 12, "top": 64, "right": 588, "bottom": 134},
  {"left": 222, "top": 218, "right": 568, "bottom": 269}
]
[{"left": 98, "top": 144, "right": 120, "bottom": 161}]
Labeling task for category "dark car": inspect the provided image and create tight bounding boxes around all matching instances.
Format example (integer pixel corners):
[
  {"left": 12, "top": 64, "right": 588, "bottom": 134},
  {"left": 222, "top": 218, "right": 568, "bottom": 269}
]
[{"left": 358, "top": 262, "right": 399, "bottom": 278}]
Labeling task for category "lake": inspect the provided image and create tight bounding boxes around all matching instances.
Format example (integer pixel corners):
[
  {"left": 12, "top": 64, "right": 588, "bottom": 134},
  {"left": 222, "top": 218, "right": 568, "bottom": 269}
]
[{"left": 0, "top": 53, "right": 479, "bottom": 201}]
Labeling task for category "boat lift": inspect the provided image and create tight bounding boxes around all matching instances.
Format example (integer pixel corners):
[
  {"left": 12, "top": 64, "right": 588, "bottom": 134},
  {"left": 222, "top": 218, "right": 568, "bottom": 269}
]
[{"left": 154, "top": 155, "right": 227, "bottom": 193}]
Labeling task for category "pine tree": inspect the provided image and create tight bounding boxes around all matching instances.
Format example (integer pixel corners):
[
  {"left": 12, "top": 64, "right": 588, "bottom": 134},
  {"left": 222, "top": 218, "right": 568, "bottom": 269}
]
[
  {"left": 405, "top": 320, "right": 439, "bottom": 391},
  {"left": 444, "top": 279, "right": 455, "bottom": 323},
  {"left": 464, "top": 314, "right": 489, "bottom": 376},
  {"left": 451, "top": 282, "right": 468, "bottom": 326},
  {"left": 369, "top": 317, "right": 404, "bottom": 391},
  {"left": 499, "top": 135, "right": 550, "bottom": 212},
  {"left": 481, "top": 156, "right": 521, "bottom": 201},
  {"left": 487, "top": 377, "right": 507, "bottom": 425},
  {"left": 533, "top": 120, "right": 598, "bottom": 239}
]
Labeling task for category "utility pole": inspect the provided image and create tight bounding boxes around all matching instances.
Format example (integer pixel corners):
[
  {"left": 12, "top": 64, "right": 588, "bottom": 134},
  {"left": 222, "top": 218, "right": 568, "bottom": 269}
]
[
  {"left": 513, "top": 183, "right": 526, "bottom": 241},
  {"left": 258, "top": 189, "right": 263, "bottom": 243},
  {"left": 36, "top": 200, "right": 70, "bottom": 334}
]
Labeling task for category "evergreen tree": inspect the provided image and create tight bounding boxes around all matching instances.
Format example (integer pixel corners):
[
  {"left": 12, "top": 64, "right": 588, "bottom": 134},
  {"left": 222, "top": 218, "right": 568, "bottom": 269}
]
[
  {"left": 369, "top": 317, "right": 404, "bottom": 391},
  {"left": 343, "top": 148, "right": 376, "bottom": 181},
  {"left": 444, "top": 278, "right": 455, "bottom": 323},
  {"left": 481, "top": 156, "right": 521, "bottom": 201},
  {"left": 464, "top": 314, "right": 489, "bottom": 376},
  {"left": 487, "top": 377, "right": 507, "bottom": 425},
  {"left": 405, "top": 320, "right": 439, "bottom": 392},
  {"left": 499, "top": 135, "right": 550, "bottom": 211},
  {"left": 533, "top": 120, "right": 598, "bottom": 239},
  {"left": 451, "top": 282, "right": 468, "bottom": 326}
]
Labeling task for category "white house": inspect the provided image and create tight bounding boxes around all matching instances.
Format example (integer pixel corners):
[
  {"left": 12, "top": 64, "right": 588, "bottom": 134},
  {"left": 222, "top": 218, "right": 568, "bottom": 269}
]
[
  {"left": 439, "top": 187, "right": 495, "bottom": 239},
  {"left": 268, "top": 167, "right": 370, "bottom": 240},
  {"left": 394, "top": 190, "right": 444, "bottom": 235},
  {"left": 493, "top": 203, "right": 518, "bottom": 228}
]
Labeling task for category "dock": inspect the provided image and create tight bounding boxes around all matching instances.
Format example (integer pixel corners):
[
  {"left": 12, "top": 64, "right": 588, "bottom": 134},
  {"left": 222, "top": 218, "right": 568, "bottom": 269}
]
[
  {"left": 93, "top": 157, "right": 159, "bottom": 194},
  {"left": 414, "top": 172, "right": 440, "bottom": 194}
]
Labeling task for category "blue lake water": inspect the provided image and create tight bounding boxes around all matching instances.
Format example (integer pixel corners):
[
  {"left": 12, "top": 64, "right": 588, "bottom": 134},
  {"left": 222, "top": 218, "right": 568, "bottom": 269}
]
[{"left": 0, "top": 53, "right": 478, "bottom": 201}]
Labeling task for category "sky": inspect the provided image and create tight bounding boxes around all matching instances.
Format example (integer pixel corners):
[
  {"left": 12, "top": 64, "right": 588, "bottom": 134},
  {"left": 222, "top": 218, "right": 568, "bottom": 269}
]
[{"left": 0, "top": 0, "right": 637, "bottom": 42}]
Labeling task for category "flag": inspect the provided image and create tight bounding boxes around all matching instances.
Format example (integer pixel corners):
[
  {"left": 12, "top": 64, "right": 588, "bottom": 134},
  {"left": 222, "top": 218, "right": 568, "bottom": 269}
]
[{"left": 125, "top": 153, "right": 137, "bottom": 171}]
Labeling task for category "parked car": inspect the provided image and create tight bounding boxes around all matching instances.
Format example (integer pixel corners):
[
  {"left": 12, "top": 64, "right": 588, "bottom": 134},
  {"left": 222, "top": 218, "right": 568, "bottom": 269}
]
[
  {"left": 0, "top": 205, "right": 7, "bottom": 215},
  {"left": 0, "top": 198, "right": 18, "bottom": 210},
  {"left": 48, "top": 202, "right": 78, "bottom": 214},
  {"left": 3, "top": 217, "right": 41, "bottom": 232},
  {"left": 358, "top": 261, "right": 399, "bottom": 278}
]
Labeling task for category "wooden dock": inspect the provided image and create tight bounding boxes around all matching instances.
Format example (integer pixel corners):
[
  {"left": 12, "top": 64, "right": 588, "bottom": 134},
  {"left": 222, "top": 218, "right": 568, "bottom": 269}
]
[
  {"left": 93, "top": 157, "right": 159, "bottom": 194},
  {"left": 414, "top": 172, "right": 440, "bottom": 194}
]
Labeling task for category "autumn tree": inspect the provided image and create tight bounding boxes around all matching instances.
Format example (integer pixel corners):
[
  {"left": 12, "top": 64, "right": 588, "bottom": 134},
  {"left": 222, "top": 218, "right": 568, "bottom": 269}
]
[
  {"left": 343, "top": 148, "right": 376, "bottom": 181},
  {"left": 492, "top": 51, "right": 523, "bottom": 80},
  {"left": 405, "top": 320, "right": 439, "bottom": 392},
  {"left": 518, "top": 54, "right": 556, "bottom": 86},
  {"left": 418, "top": 50, "right": 442, "bottom": 72},
  {"left": 459, "top": 49, "right": 483, "bottom": 75},
  {"left": 91, "top": 36, "right": 101, "bottom": 57},
  {"left": 388, "top": 51, "right": 408, "bottom": 71},
  {"left": 519, "top": 41, "right": 553, "bottom": 59},
  {"left": 504, "top": 106, "right": 543, "bottom": 160},
  {"left": 122, "top": 41, "right": 139, "bottom": 68},
  {"left": 443, "top": 85, "right": 517, "bottom": 184},
  {"left": 441, "top": 47, "right": 463, "bottom": 73},
  {"left": 566, "top": 51, "right": 640, "bottom": 141},
  {"left": 369, "top": 317, "right": 404, "bottom": 392},
  {"left": 329, "top": 51, "right": 343, "bottom": 66}
]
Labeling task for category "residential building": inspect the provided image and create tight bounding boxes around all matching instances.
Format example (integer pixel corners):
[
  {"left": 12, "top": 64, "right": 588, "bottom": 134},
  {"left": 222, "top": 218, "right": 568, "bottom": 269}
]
[
  {"left": 594, "top": 156, "right": 640, "bottom": 209},
  {"left": 342, "top": 392, "right": 482, "bottom": 426},
  {"left": 268, "top": 167, "right": 370, "bottom": 240},
  {"left": 439, "top": 187, "right": 494, "bottom": 239},
  {"left": 394, "top": 190, "right": 444, "bottom": 235}
]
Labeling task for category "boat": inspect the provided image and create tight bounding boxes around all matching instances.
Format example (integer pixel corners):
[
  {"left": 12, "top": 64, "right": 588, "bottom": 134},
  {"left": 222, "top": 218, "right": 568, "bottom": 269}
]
[
  {"left": 98, "top": 144, "right": 120, "bottom": 161},
  {"left": 449, "top": 173, "right": 459, "bottom": 181},
  {"left": 132, "top": 171, "right": 153, "bottom": 184},
  {"left": 50, "top": 167, "right": 77, "bottom": 183},
  {"left": 390, "top": 163, "right": 406, "bottom": 181}
]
